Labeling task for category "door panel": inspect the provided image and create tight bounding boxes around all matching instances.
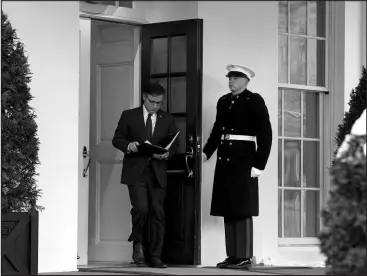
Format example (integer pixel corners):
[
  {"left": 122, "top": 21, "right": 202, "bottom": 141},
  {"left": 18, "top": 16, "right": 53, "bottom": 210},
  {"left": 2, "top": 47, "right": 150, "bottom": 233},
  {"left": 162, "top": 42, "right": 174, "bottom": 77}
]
[
  {"left": 88, "top": 21, "right": 138, "bottom": 263},
  {"left": 142, "top": 19, "right": 203, "bottom": 265}
]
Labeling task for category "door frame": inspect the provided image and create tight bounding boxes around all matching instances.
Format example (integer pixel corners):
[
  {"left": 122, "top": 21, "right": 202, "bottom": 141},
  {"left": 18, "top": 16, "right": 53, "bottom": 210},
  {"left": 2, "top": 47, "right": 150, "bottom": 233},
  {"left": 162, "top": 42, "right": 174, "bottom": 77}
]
[{"left": 78, "top": 13, "right": 203, "bottom": 266}]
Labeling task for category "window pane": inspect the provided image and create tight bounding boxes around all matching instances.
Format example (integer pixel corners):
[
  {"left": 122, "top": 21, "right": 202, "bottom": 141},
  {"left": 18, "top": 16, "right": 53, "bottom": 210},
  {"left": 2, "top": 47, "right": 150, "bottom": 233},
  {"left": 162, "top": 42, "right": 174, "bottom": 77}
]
[
  {"left": 151, "top": 38, "right": 168, "bottom": 74},
  {"left": 174, "top": 117, "right": 186, "bottom": 153},
  {"left": 278, "top": 88, "right": 283, "bottom": 136},
  {"left": 170, "top": 77, "right": 186, "bottom": 113},
  {"left": 303, "top": 92, "right": 319, "bottom": 138},
  {"left": 290, "top": 37, "right": 307, "bottom": 85},
  {"left": 279, "top": 1, "right": 288, "bottom": 33},
  {"left": 170, "top": 36, "right": 187, "bottom": 73},
  {"left": 309, "top": 1, "right": 326, "bottom": 37},
  {"left": 278, "top": 190, "right": 283, "bottom": 237},
  {"left": 118, "top": 1, "right": 133, "bottom": 8},
  {"left": 150, "top": 78, "right": 167, "bottom": 112},
  {"left": 278, "top": 35, "right": 288, "bottom": 83},
  {"left": 309, "top": 39, "right": 325, "bottom": 86},
  {"left": 284, "top": 89, "right": 301, "bottom": 137},
  {"left": 303, "top": 141, "right": 320, "bottom": 188},
  {"left": 278, "top": 139, "right": 282, "bottom": 187},
  {"left": 284, "top": 190, "right": 301, "bottom": 237},
  {"left": 304, "top": 191, "right": 320, "bottom": 237},
  {"left": 290, "top": 1, "right": 307, "bottom": 35},
  {"left": 284, "top": 140, "right": 301, "bottom": 187}
]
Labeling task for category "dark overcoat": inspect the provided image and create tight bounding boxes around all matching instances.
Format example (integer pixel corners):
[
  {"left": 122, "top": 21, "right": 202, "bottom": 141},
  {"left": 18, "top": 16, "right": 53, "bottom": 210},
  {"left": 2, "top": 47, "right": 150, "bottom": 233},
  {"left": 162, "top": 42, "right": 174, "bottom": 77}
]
[{"left": 203, "top": 89, "right": 272, "bottom": 218}]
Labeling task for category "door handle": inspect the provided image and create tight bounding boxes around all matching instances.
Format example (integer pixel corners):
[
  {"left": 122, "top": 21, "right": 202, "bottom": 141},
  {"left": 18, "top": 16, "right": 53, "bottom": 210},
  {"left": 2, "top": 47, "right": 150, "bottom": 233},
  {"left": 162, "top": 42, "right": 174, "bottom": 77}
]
[
  {"left": 82, "top": 146, "right": 91, "bottom": 177},
  {"left": 185, "top": 146, "right": 194, "bottom": 178}
]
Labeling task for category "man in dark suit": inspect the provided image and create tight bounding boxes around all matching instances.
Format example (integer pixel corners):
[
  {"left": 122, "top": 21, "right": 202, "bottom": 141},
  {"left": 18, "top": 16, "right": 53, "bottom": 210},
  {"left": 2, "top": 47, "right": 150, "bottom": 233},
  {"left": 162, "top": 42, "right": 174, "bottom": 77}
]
[
  {"left": 112, "top": 83, "right": 179, "bottom": 268},
  {"left": 203, "top": 64, "right": 272, "bottom": 270}
]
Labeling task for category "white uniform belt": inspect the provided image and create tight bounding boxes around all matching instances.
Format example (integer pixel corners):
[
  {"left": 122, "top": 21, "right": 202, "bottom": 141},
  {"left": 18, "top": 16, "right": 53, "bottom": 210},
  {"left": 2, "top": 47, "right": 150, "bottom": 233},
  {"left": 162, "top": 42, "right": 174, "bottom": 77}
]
[{"left": 221, "top": 134, "right": 256, "bottom": 142}]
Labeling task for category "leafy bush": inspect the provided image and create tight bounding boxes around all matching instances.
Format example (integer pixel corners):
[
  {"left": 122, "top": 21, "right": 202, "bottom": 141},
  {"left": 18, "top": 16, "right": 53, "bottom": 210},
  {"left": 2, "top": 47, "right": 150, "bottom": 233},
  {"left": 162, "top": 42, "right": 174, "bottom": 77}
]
[
  {"left": 1, "top": 11, "right": 43, "bottom": 213},
  {"left": 334, "top": 67, "right": 366, "bottom": 153},
  {"left": 319, "top": 66, "right": 366, "bottom": 275},
  {"left": 319, "top": 135, "right": 366, "bottom": 275}
]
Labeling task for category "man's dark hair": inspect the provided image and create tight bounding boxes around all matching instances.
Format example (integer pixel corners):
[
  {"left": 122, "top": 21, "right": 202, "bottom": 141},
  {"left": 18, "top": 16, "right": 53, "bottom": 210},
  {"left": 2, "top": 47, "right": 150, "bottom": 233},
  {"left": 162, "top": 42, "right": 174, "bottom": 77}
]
[{"left": 144, "top": 82, "right": 165, "bottom": 96}]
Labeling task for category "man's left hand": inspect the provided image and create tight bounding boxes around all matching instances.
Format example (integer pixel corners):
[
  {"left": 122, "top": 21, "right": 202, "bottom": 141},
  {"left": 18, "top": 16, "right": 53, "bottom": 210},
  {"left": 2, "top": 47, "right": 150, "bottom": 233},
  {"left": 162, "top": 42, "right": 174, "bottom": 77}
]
[{"left": 153, "top": 152, "right": 169, "bottom": 160}]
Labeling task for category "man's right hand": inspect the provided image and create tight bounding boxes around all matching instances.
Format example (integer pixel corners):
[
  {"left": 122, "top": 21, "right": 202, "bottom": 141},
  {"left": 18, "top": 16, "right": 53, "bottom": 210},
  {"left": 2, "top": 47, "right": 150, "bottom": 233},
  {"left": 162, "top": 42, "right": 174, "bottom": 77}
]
[{"left": 128, "top": 141, "right": 139, "bottom": 153}]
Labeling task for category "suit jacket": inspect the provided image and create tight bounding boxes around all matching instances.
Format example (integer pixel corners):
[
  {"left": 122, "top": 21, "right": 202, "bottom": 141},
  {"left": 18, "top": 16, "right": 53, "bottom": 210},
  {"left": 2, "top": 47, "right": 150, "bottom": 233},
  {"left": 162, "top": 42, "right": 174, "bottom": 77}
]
[{"left": 112, "top": 106, "right": 179, "bottom": 187}]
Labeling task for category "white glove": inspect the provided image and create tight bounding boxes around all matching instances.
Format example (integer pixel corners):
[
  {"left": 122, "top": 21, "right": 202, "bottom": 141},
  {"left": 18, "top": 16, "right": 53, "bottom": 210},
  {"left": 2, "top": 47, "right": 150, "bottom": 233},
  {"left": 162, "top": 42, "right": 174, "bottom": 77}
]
[
  {"left": 203, "top": 153, "right": 208, "bottom": 162},
  {"left": 251, "top": 167, "right": 262, "bottom": 178}
]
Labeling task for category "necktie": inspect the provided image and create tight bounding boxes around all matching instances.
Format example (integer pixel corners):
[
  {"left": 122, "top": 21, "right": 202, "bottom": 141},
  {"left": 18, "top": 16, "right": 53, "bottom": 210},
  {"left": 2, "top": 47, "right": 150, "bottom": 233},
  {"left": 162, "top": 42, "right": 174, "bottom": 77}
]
[{"left": 146, "top": 113, "right": 152, "bottom": 141}]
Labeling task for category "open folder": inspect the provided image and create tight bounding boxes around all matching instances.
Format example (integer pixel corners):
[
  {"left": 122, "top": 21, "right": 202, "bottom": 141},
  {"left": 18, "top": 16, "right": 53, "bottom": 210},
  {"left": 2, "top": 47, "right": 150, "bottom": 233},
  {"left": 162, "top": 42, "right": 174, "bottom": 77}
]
[{"left": 137, "top": 131, "right": 180, "bottom": 155}]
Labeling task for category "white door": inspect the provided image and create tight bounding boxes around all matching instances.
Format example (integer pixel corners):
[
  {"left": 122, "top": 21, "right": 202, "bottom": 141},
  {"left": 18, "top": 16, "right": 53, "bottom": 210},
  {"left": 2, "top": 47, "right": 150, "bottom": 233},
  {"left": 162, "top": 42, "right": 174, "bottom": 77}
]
[{"left": 88, "top": 20, "right": 140, "bottom": 263}]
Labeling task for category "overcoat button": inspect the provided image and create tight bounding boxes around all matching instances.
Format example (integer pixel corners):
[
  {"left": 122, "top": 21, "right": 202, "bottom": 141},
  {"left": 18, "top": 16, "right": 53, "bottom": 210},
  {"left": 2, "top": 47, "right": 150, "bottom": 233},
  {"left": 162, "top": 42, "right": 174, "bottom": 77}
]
[
  {"left": 219, "top": 157, "right": 222, "bottom": 160},
  {"left": 231, "top": 101, "right": 234, "bottom": 104},
  {"left": 229, "top": 142, "right": 232, "bottom": 146},
  {"left": 227, "top": 158, "right": 230, "bottom": 161}
]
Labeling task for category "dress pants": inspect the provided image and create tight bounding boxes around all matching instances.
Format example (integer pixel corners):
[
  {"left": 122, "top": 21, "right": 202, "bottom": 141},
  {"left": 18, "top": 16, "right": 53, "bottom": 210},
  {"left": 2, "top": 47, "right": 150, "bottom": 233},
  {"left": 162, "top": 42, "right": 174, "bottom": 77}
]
[
  {"left": 127, "top": 164, "right": 166, "bottom": 258},
  {"left": 224, "top": 216, "right": 253, "bottom": 258}
]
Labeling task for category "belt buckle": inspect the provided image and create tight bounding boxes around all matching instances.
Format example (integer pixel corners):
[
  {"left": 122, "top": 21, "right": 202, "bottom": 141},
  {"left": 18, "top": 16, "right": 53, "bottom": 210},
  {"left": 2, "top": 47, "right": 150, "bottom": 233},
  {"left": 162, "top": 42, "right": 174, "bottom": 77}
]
[{"left": 224, "top": 134, "right": 230, "bottom": 140}]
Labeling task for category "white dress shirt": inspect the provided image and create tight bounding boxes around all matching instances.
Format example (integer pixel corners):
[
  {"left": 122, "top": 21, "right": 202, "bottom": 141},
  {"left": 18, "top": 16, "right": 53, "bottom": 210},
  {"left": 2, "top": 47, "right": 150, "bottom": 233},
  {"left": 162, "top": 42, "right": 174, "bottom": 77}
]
[
  {"left": 143, "top": 105, "right": 157, "bottom": 135},
  {"left": 127, "top": 106, "right": 158, "bottom": 153}
]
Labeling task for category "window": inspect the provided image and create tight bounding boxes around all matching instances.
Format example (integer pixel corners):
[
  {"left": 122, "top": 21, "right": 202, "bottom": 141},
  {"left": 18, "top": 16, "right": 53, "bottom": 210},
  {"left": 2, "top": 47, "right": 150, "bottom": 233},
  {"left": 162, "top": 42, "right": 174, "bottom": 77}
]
[{"left": 278, "top": 1, "right": 328, "bottom": 244}]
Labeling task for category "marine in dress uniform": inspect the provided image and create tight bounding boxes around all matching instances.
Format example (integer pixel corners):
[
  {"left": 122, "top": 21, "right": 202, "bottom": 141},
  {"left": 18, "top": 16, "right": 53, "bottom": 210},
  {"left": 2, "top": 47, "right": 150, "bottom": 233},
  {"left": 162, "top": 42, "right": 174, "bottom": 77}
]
[{"left": 202, "top": 64, "right": 272, "bottom": 269}]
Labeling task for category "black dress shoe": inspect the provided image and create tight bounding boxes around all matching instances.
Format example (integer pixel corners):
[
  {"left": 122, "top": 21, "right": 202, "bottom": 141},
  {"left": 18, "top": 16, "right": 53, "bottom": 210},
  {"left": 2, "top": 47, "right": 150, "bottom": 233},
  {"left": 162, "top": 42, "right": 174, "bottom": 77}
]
[
  {"left": 216, "top": 256, "right": 237, "bottom": 268},
  {"left": 148, "top": 257, "right": 167, "bottom": 268},
  {"left": 227, "top": 258, "right": 252, "bottom": 270},
  {"left": 132, "top": 242, "right": 145, "bottom": 264}
]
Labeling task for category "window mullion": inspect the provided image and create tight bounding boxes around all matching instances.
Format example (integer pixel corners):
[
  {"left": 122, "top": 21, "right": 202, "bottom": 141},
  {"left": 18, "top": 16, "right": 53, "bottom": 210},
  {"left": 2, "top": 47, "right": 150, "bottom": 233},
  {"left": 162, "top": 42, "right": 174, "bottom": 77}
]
[
  {"left": 287, "top": 2, "right": 291, "bottom": 84},
  {"left": 300, "top": 91, "right": 304, "bottom": 238},
  {"left": 306, "top": 1, "right": 309, "bottom": 86},
  {"left": 282, "top": 88, "right": 285, "bottom": 238},
  {"left": 319, "top": 93, "right": 324, "bottom": 231}
]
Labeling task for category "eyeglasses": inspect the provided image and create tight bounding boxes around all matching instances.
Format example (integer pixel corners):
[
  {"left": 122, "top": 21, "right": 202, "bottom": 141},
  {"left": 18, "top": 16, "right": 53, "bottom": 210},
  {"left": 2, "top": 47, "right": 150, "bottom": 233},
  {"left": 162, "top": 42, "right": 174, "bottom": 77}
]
[{"left": 145, "top": 95, "right": 163, "bottom": 106}]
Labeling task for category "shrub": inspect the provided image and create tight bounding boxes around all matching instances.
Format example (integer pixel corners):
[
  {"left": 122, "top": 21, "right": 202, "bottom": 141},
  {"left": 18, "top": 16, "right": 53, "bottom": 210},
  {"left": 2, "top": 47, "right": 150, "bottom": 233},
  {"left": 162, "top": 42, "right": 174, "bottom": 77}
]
[
  {"left": 1, "top": 11, "right": 43, "bottom": 213},
  {"left": 319, "top": 66, "right": 366, "bottom": 275}
]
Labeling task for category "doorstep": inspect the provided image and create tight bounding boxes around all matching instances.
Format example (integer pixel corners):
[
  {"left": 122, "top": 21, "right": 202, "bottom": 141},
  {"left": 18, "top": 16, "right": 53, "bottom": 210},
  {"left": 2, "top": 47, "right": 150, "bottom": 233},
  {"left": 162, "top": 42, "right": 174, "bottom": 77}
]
[
  {"left": 78, "top": 263, "right": 326, "bottom": 275},
  {"left": 78, "top": 263, "right": 272, "bottom": 275}
]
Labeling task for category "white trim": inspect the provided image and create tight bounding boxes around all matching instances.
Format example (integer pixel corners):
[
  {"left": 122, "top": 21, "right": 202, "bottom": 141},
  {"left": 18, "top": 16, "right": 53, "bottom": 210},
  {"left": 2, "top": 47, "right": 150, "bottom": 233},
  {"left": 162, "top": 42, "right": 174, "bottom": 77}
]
[
  {"left": 278, "top": 83, "right": 329, "bottom": 93},
  {"left": 79, "top": 1, "right": 149, "bottom": 25},
  {"left": 78, "top": 11, "right": 142, "bottom": 266},
  {"left": 279, "top": 32, "right": 327, "bottom": 41},
  {"left": 278, "top": 238, "right": 320, "bottom": 246},
  {"left": 323, "top": 1, "right": 345, "bottom": 205},
  {"left": 133, "top": 26, "right": 141, "bottom": 108},
  {"left": 77, "top": 17, "right": 92, "bottom": 266}
]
